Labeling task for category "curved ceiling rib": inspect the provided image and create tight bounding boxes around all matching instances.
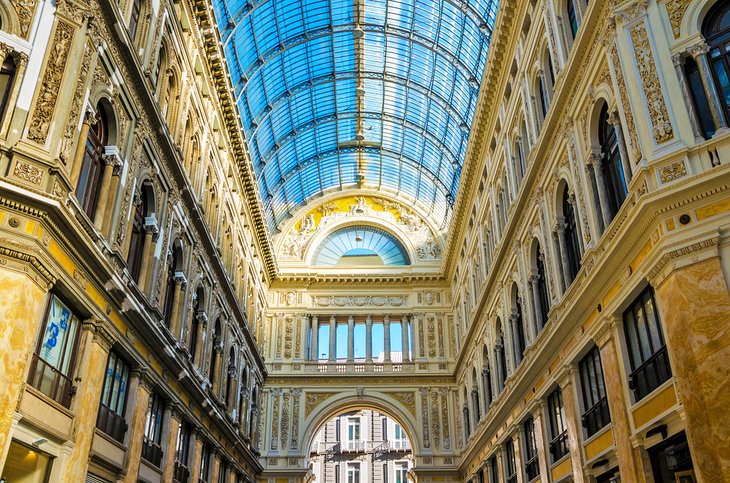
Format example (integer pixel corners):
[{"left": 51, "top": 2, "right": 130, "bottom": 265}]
[{"left": 212, "top": 0, "right": 499, "bottom": 234}]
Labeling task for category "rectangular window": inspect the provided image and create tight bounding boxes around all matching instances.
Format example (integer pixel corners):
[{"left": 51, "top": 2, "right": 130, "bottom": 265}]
[
  {"left": 347, "top": 417, "right": 361, "bottom": 450},
  {"left": 3, "top": 440, "right": 52, "bottom": 482},
  {"left": 505, "top": 438, "right": 517, "bottom": 483},
  {"left": 524, "top": 417, "right": 540, "bottom": 481},
  {"left": 335, "top": 464, "right": 340, "bottom": 483},
  {"left": 489, "top": 456, "right": 498, "bottom": 483},
  {"left": 200, "top": 443, "right": 211, "bottom": 483},
  {"left": 579, "top": 346, "right": 611, "bottom": 437},
  {"left": 347, "top": 463, "right": 360, "bottom": 483},
  {"left": 384, "top": 463, "right": 388, "bottom": 483},
  {"left": 623, "top": 286, "right": 672, "bottom": 400},
  {"left": 547, "top": 388, "right": 569, "bottom": 462},
  {"left": 96, "top": 351, "right": 130, "bottom": 442},
  {"left": 393, "top": 423, "right": 408, "bottom": 449},
  {"left": 174, "top": 420, "right": 191, "bottom": 483},
  {"left": 395, "top": 462, "right": 408, "bottom": 483},
  {"left": 28, "top": 293, "right": 81, "bottom": 408},
  {"left": 141, "top": 392, "right": 164, "bottom": 467}
]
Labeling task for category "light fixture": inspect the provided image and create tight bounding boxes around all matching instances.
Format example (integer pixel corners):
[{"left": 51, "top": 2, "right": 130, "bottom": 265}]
[
  {"left": 355, "top": 231, "right": 364, "bottom": 242},
  {"left": 32, "top": 439, "right": 47, "bottom": 447}
]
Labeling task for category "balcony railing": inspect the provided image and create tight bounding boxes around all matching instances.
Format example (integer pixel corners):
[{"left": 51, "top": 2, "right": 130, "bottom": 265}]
[
  {"left": 525, "top": 455, "right": 540, "bottom": 481},
  {"left": 174, "top": 460, "right": 190, "bottom": 483},
  {"left": 27, "top": 355, "right": 75, "bottom": 408},
  {"left": 549, "top": 431, "right": 569, "bottom": 462},
  {"left": 310, "top": 362, "right": 415, "bottom": 373},
  {"left": 581, "top": 397, "right": 611, "bottom": 437},
  {"left": 96, "top": 404, "right": 128, "bottom": 443},
  {"left": 310, "top": 439, "right": 412, "bottom": 454},
  {"left": 141, "top": 437, "right": 163, "bottom": 467},
  {"left": 629, "top": 347, "right": 672, "bottom": 401}
]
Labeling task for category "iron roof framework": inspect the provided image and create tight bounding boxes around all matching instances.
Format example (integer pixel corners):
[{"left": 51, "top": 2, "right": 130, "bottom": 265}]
[{"left": 213, "top": 0, "right": 499, "bottom": 234}]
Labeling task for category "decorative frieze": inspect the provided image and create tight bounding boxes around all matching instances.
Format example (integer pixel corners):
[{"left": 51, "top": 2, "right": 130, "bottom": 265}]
[
  {"left": 628, "top": 20, "right": 674, "bottom": 144},
  {"left": 664, "top": 0, "right": 689, "bottom": 39},
  {"left": 420, "top": 388, "right": 431, "bottom": 449},
  {"left": 659, "top": 160, "right": 688, "bottom": 184},
  {"left": 28, "top": 20, "right": 75, "bottom": 144},
  {"left": 312, "top": 294, "right": 407, "bottom": 308},
  {"left": 305, "top": 392, "right": 335, "bottom": 417},
  {"left": 270, "top": 390, "right": 280, "bottom": 450},
  {"left": 430, "top": 391, "right": 441, "bottom": 448},
  {"left": 280, "top": 391, "right": 290, "bottom": 449},
  {"left": 291, "top": 390, "right": 300, "bottom": 450},
  {"left": 385, "top": 391, "right": 416, "bottom": 417}
]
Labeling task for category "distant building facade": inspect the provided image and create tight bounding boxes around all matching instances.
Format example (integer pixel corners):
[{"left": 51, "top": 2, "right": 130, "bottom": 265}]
[{"left": 310, "top": 411, "right": 413, "bottom": 483}]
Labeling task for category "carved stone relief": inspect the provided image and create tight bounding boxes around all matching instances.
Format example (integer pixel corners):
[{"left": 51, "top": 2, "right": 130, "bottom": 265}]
[
  {"left": 385, "top": 391, "right": 416, "bottom": 417},
  {"left": 305, "top": 392, "right": 335, "bottom": 417},
  {"left": 313, "top": 295, "right": 406, "bottom": 308}
]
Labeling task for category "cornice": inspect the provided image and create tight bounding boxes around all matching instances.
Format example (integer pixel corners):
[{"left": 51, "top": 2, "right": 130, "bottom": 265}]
[{"left": 189, "top": 0, "right": 277, "bottom": 282}]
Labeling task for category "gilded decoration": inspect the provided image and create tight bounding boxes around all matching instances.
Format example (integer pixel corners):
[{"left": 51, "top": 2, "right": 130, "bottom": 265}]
[
  {"left": 10, "top": 0, "right": 38, "bottom": 38},
  {"left": 430, "top": 391, "right": 441, "bottom": 447},
  {"left": 277, "top": 196, "right": 442, "bottom": 262},
  {"left": 313, "top": 295, "right": 407, "bottom": 308},
  {"left": 270, "top": 391, "right": 280, "bottom": 450},
  {"left": 420, "top": 388, "right": 431, "bottom": 449},
  {"left": 611, "top": 45, "right": 641, "bottom": 161},
  {"left": 291, "top": 390, "right": 300, "bottom": 449},
  {"left": 280, "top": 391, "right": 290, "bottom": 449},
  {"left": 629, "top": 21, "right": 674, "bottom": 144},
  {"left": 28, "top": 20, "right": 75, "bottom": 144},
  {"left": 284, "top": 316, "right": 292, "bottom": 359},
  {"left": 659, "top": 161, "right": 688, "bottom": 184},
  {"left": 440, "top": 389, "right": 450, "bottom": 449},
  {"left": 427, "top": 316, "right": 436, "bottom": 358},
  {"left": 305, "top": 392, "right": 336, "bottom": 417},
  {"left": 60, "top": 40, "right": 94, "bottom": 164},
  {"left": 385, "top": 391, "right": 416, "bottom": 417},
  {"left": 664, "top": 0, "right": 689, "bottom": 38},
  {"left": 12, "top": 162, "right": 43, "bottom": 185}
]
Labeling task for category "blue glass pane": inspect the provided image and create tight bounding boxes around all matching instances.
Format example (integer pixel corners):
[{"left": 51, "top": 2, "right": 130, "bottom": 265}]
[{"left": 214, "top": 0, "right": 500, "bottom": 233}]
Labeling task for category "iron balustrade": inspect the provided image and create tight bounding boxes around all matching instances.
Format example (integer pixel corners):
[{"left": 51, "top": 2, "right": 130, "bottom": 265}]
[
  {"left": 628, "top": 346, "right": 671, "bottom": 400},
  {"left": 141, "top": 436, "right": 164, "bottom": 467},
  {"left": 525, "top": 455, "right": 540, "bottom": 481},
  {"left": 96, "top": 403, "right": 128, "bottom": 443},
  {"left": 27, "top": 354, "right": 75, "bottom": 408},
  {"left": 174, "top": 461, "right": 190, "bottom": 483},
  {"left": 581, "top": 397, "right": 611, "bottom": 437},
  {"left": 549, "top": 431, "right": 569, "bottom": 462}
]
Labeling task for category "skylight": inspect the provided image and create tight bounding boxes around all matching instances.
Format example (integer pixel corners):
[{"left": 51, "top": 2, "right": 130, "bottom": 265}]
[{"left": 213, "top": 0, "right": 499, "bottom": 234}]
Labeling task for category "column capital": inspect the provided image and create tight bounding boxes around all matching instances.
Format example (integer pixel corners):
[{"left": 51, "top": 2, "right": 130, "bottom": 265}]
[
  {"left": 81, "top": 317, "right": 116, "bottom": 351},
  {"left": 133, "top": 367, "right": 155, "bottom": 392},
  {"left": 687, "top": 41, "right": 710, "bottom": 59},
  {"left": 607, "top": 110, "right": 622, "bottom": 127}
]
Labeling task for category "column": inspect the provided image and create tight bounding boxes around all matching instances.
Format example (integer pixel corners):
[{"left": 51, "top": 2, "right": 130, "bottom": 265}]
[
  {"left": 672, "top": 53, "right": 705, "bottom": 141},
  {"left": 101, "top": 156, "right": 123, "bottom": 236},
  {"left": 593, "top": 319, "right": 651, "bottom": 483},
  {"left": 401, "top": 316, "right": 410, "bottom": 363},
  {"left": 0, "top": 268, "right": 48, "bottom": 470},
  {"left": 328, "top": 315, "right": 336, "bottom": 362},
  {"left": 59, "top": 320, "right": 114, "bottom": 482},
  {"left": 383, "top": 315, "right": 392, "bottom": 363},
  {"left": 688, "top": 42, "right": 729, "bottom": 130},
  {"left": 161, "top": 403, "right": 181, "bottom": 483},
  {"left": 529, "top": 273, "right": 544, "bottom": 331},
  {"left": 212, "top": 345, "right": 223, "bottom": 397},
  {"left": 558, "top": 369, "right": 585, "bottom": 483},
  {"left": 123, "top": 369, "right": 153, "bottom": 483},
  {"left": 136, "top": 221, "right": 157, "bottom": 293},
  {"left": 509, "top": 312, "right": 522, "bottom": 366},
  {"left": 347, "top": 315, "right": 355, "bottom": 363},
  {"left": 587, "top": 153, "right": 614, "bottom": 229},
  {"left": 554, "top": 223, "right": 572, "bottom": 290},
  {"left": 302, "top": 314, "right": 310, "bottom": 360},
  {"left": 365, "top": 315, "right": 373, "bottom": 363},
  {"left": 188, "top": 428, "right": 203, "bottom": 483},
  {"left": 607, "top": 111, "right": 633, "bottom": 182},
  {"left": 310, "top": 315, "right": 318, "bottom": 361},
  {"left": 210, "top": 449, "right": 221, "bottom": 483},
  {"left": 70, "top": 108, "right": 97, "bottom": 187},
  {"left": 653, "top": 255, "right": 730, "bottom": 482},
  {"left": 411, "top": 314, "right": 420, "bottom": 361},
  {"left": 193, "top": 313, "right": 207, "bottom": 368},
  {"left": 92, "top": 153, "right": 118, "bottom": 230},
  {"left": 512, "top": 428, "right": 525, "bottom": 483},
  {"left": 168, "top": 274, "right": 186, "bottom": 339},
  {"left": 532, "top": 405, "right": 551, "bottom": 483}
]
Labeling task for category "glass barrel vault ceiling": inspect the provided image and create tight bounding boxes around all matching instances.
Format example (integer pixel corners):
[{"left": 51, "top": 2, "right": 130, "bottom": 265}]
[{"left": 212, "top": 0, "right": 499, "bottom": 234}]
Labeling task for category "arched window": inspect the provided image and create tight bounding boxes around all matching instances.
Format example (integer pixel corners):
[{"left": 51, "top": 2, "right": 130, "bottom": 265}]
[
  {"left": 127, "top": 181, "right": 153, "bottom": 283},
  {"left": 566, "top": 0, "right": 579, "bottom": 40},
  {"left": 511, "top": 284, "right": 526, "bottom": 365},
  {"left": 209, "top": 319, "right": 223, "bottom": 391},
  {"left": 562, "top": 188, "right": 582, "bottom": 282},
  {"left": 463, "top": 387, "right": 471, "bottom": 438},
  {"left": 163, "top": 242, "right": 182, "bottom": 328},
  {"left": 546, "top": 49, "right": 556, "bottom": 90},
  {"left": 0, "top": 54, "right": 16, "bottom": 121},
  {"left": 704, "top": 1, "right": 730, "bottom": 122},
  {"left": 129, "top": 0, "right": 143, "bottom": 42},
  {"left": 514, "top": 138, "right": 525, "bottom": 185},
  {"left": 598, "top": 104, "right": 627, "bottom": 221},
  {"left": 238, "top": 367, "right": 248, "bottom": 427},
  {"left": 534, "top": 241, "right": 550, "bottom": 329},
  {"left": 248, "top": 385, "right": 258, "bottom": 440},
  {"left": 76, "top": 103, "right": 108, "bottom": 219},
  {"left": 685, "top": 56, "right": 716, "bottom": 139},
  {"left": 155, "top": 44, "right": 166, "bottom": 86}
]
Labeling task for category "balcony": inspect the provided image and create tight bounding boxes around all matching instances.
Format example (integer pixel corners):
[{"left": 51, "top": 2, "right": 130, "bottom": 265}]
[
  {"left": 96, "top": 404, "right": 128, "bottom": 443},
  {"left": 310, "top": 439, "right": 412, "bottom": 455},
  {"left": 141, "top": 437, "right": 163, "bottom": 467},
  {"left": 27, "top": 355, "right": 75, "bottom": 408}
]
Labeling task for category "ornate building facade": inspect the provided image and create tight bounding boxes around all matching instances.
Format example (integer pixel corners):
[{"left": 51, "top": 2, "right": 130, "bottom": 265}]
[{"left": 0, "top": 0, "right": 729, "bottom": 482}]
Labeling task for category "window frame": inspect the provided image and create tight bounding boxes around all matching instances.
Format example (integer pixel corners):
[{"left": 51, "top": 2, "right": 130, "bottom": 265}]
[
  {"left": 547, "top": 388, "right": 569, "bottom": 462},
  {"left": 141, "top": 392, "right": 165, "bottom": 467},
  {"left": 579, "top": 345, "right": 611, "bottom": 437},
  {"left": 96, "top": 351, "right": 131, "bottom": 442},
  {"left": 524, "top": 417, "right": 540, "bottom": 481}
]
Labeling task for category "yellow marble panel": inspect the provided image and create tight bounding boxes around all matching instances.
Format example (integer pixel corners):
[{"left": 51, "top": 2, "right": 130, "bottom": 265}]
[
  {"left": 48, "top": 239, "right": 75, "bottom": 274},
  {"left": 632, "top": 382, "right": 677, "bottom": 428},
  {"left": 584, "top": 428, "right": 614, "bottom": 460},
  {"left": 551, "top": 458, "right": 572, "bottom": 481},
  {"left": 630, "top": 239, "right": 653, "bottom": 273},
  {"left": 696, "top": 198, "right": 730, "bottom": 221},
  {"left": 580, "top": 309, "right": 599, "bottom": 335},
  {"left": 666, "top": 218, "right": 676, "bottom": 231},
  {"left": 24, "top": 220, "right": 35, "bottom": 235},
  {"left": 601, "top": 283, "right": 621, "bottom": 311}
]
